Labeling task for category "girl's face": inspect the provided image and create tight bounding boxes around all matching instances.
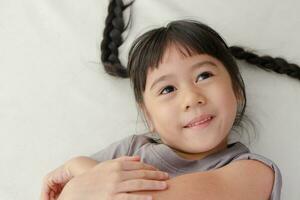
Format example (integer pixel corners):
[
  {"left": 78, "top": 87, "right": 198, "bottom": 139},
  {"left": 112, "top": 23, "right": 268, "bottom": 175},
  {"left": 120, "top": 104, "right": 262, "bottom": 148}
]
[{"left": 141, "top": 44, "right": 238, "bottom": 160}]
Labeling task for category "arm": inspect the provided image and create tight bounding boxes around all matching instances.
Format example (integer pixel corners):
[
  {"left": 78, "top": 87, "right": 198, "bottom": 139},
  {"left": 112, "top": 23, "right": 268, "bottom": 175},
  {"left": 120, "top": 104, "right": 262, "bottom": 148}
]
[
  {"left": 40, "top": 156, "right": 99, "bottom": 200},
  {"left": 131, "top": 160, "right": 275, "bottom": 200},
  {"left": 65, "top": 156, "right": 99, "bottom": 176}
]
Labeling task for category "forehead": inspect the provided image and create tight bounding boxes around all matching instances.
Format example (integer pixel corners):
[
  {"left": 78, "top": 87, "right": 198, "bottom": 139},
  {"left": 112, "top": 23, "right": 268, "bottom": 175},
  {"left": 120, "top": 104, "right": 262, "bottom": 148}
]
[
  {"left": 161, "top": 43, "right": 192, "bottom": 63},
  {"left": 146, "top": 43, "right": 224, "bottom": 77}
]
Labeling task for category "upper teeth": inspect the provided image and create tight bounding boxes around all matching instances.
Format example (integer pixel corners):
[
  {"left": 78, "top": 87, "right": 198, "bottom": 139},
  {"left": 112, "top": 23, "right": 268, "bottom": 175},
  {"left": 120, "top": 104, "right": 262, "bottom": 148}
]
[{"left": 188, "top": 117, "right": 211, "bottom": 127}]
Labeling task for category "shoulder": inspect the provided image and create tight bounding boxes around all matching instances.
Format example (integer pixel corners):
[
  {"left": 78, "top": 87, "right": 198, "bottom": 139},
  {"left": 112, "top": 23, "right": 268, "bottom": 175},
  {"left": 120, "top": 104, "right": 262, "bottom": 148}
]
[
  {"left": 215, "top": 159, "right": 275, "bottom": 200},
  {"left": 127, "top": 132, "right": 158, "bottom": 154},
  {"left": 89, "top": 132, "right": 158, "bottom": 162}
]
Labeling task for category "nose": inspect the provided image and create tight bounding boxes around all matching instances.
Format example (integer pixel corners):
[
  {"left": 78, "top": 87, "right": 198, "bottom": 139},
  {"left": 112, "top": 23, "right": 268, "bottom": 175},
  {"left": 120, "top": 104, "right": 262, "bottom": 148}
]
[{"left": 183, "top": 87, "right": 206, "bottom": 111}]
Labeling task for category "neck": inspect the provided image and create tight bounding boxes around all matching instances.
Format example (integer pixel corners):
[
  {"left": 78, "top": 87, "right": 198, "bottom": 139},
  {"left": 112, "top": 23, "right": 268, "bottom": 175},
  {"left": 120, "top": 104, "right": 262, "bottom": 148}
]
[{"left": 171, "top": 138, "right": 228, "bottom": 161}]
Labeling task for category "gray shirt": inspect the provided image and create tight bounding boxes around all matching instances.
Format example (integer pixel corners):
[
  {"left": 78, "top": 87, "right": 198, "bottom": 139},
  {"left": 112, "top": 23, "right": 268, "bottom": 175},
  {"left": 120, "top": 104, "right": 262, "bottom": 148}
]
[{"left": 91, "top": 132, "right": 282, "bottom": 200}]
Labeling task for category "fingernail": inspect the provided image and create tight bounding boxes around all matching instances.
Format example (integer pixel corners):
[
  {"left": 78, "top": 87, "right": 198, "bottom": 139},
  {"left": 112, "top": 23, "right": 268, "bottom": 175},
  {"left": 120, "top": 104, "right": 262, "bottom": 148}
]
[
  {"left": 146, "top": 196, "right": 152, "bottom": 200},
  {"left": 160, "top": 182, "right": 167, "bottom": 187}
]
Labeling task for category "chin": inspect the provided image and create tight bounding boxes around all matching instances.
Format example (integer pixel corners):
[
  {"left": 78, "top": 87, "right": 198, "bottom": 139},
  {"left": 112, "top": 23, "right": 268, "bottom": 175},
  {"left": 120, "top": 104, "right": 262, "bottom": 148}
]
[{"left": 184, "top": 138, "right": 224, "bottom": 153}]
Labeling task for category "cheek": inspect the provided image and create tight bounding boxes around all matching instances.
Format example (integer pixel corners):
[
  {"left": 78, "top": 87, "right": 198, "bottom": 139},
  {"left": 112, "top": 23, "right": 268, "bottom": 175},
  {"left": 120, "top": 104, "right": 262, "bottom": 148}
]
[
  {"left": 213, "top": 83, "right": 237, "bottom": 119},
  {"left": 151, "top": 102, "right": 178, "bottom": 130},
  {"left": 154, "top": 103, "right": 174, "bottom": 122}
]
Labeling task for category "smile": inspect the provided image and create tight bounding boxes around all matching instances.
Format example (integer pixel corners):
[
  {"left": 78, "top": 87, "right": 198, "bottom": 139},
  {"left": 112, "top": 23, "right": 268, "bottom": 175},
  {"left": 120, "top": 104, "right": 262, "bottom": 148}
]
[{"left": 184, "top": 116, "right": 214, "bottom": 129}]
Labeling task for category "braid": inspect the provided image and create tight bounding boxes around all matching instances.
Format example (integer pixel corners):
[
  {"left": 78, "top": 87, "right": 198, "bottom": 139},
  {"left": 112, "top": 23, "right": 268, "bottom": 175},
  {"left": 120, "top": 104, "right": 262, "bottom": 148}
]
[
  {"left": 229, "top": 46, "right": 300, "bottom": 80},
  {"left": 101, "top": 0, "right": 134, "bottom": 78}
]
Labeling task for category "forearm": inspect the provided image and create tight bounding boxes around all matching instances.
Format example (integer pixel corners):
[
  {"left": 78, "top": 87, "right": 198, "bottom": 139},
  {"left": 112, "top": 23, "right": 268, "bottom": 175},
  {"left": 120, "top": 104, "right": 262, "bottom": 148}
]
[
  {"left": 132, "top": 159, "right": 275, "bottom": 200},
  {"left": 57, "top": 157, "right": 99, "bottom": 200},
  {"left": 131, "top": 170, "right": 225, "bottom": 200},
  {"left": 65, "top": 156, "right": 99, "bottom": 176}
]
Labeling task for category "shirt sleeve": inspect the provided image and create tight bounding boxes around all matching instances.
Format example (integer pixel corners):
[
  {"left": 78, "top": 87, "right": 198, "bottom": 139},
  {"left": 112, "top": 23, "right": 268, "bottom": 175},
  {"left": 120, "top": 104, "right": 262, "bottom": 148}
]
[
  {"left": 89, "top": 134, "right": 135, "bottom": 162},
  {"left": 233, "top": 153, "right": 282, "bottom": 200}
]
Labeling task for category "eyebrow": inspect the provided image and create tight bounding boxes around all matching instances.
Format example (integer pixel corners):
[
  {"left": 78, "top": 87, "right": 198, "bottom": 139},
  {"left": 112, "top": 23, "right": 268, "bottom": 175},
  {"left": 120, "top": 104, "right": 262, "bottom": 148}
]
[{"left": 150, "top": 61, "right": 217, "bottom": 90}]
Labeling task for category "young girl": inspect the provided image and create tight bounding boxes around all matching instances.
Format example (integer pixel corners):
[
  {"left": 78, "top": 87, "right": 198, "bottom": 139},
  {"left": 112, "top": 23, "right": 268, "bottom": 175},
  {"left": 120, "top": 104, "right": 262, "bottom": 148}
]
[{"left": 40, "top": 1, "right": 300, "bottom": 200}]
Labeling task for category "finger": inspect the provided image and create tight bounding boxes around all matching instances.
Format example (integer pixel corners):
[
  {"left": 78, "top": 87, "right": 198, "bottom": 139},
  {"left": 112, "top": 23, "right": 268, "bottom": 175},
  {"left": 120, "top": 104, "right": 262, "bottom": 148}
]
[
  {"left": 120, "top": 170, "right": 169, "bottom": 181},
  {"left": 48, "top": 183, "right": 58, "bottom": 194},
  {"left": 40, "top": 190, "right": 49, "bottom": 200},
  {"left": 49, "top": 190, "right": 55, "bottom": 200},
  {"left": 43, "top": 176, "right": 58, "bottom": 193},
  {"left": 120, "top": 161, "right": 159, "bottom": 171},
  {"left": 116, "top": 155, "right": 141, "bottom": 161},
  {"left": 40, "top": 183, "right": 50, "bottom": 200},
  {"left": 116, "top": 179, "right": 168, "bottom": 193},
  {"left": 114, "top": 193, "right": 152, "bottom": 200}
]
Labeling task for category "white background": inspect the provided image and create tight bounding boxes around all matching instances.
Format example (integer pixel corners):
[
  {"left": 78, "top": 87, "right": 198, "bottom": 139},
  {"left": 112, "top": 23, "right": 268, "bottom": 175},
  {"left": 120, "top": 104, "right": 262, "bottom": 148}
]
[{"left": 0, "top": 0, "right": 299, "bottom": 199}]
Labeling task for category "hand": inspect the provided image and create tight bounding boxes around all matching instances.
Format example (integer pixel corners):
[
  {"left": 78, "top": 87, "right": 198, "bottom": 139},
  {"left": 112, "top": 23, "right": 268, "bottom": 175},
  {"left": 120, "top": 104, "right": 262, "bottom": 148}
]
[
  {"left": 40, "top": 156, "right": 98, "bottom": 200},
  {"left": 58, "top": 155, "right": 169, "bottom": 200},
  {"left": 40, "top": 163, "right": 73, "bottom": 200}
]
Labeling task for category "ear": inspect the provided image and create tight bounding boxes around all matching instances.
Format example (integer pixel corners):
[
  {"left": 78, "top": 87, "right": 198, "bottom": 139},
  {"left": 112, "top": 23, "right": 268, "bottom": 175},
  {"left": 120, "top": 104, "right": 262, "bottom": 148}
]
[{"left": 139, "top": 104, "right": 155, "bottom": 132}]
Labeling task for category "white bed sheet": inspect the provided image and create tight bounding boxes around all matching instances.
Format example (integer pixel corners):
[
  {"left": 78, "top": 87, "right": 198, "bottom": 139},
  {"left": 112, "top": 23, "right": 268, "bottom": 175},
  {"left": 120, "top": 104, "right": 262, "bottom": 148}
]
[{"left": 0, "top": 0, "right": 299, "bottom": 199}]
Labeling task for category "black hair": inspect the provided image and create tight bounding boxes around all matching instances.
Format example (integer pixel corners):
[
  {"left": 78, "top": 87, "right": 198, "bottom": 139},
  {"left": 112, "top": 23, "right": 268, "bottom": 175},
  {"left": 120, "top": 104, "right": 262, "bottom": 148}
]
[
  {"left": 101, "top": 0, "right": 300, "bottom": 144},
  {"left": 100, "top": 0, "right": 133, "bottom": 78}
]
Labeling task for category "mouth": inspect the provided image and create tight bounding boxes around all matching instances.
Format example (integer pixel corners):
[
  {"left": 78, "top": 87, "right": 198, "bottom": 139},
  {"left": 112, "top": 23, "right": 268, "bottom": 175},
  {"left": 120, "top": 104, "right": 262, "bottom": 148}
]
[{"left": 184, "top": 116, "right": 214, "bottom": 129}]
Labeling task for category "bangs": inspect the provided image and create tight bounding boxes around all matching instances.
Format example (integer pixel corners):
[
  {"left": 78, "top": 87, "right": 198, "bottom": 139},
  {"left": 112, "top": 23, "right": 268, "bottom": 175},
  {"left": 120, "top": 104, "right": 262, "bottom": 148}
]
[{"left": 129, "top": 20, "right": 229, "bottom": 72}]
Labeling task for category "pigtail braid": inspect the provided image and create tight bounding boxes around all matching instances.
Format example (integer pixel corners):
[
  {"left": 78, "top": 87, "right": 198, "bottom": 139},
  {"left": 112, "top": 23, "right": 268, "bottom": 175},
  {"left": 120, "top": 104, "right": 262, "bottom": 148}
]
[
  {"left": 229, "top": 46, "right": 300, "bottom": 80},
  {"left": 101, "top": 0, "right": 134, "bottom": 78}
]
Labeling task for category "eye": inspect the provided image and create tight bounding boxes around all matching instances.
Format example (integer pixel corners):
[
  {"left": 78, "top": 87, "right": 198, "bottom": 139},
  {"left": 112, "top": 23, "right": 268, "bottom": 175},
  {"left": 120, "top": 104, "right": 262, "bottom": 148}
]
[
  {"left": 196, "top": 71, "right": 214, "bottom": 82},
  {"left": 159, "top": 85, "right": 175, "bottom": 95},
  {"left": 159, "top": 71, "right": 213, "bottom": 95}
]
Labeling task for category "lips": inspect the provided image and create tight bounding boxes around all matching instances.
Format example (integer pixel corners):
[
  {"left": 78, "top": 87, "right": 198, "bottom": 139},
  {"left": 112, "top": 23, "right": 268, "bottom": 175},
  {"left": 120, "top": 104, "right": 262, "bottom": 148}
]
[{"left": 184, "top": 114, "right": 215, "bottom": 128}]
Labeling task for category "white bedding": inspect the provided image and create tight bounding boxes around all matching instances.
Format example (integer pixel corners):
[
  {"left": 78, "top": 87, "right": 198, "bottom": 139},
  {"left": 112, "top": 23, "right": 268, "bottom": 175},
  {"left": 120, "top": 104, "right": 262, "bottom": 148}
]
[{"left": 0, "top": 0, "right": 299, "bottom": 199}]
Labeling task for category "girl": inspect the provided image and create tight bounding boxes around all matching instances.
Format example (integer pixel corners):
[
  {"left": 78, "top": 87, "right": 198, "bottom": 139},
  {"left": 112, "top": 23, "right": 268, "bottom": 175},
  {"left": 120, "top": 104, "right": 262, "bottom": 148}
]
[{"left": 40, "top": 1, "right": 300, "bottom": 200}]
